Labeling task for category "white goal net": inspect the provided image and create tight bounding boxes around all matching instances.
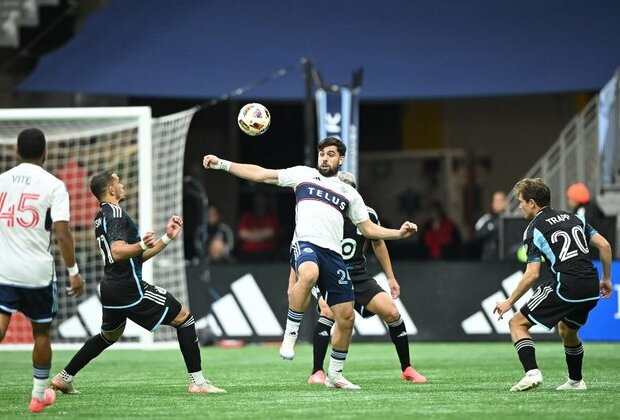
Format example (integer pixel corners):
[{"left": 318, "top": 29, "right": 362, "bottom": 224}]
[{"left": 0, "top": 107, "right": 197, "bottom": 346}]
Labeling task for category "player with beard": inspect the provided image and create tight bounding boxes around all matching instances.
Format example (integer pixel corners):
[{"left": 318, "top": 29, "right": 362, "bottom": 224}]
[
  {"left": 203, "top": 137, "right": 417, "bottom": 389},
  {"left": 289, "top": 171, "right": 427, "bottom": 385}
]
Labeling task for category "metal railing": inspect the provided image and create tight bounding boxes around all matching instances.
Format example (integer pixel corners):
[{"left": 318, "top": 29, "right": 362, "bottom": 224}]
[{"left": 507, "top": 69, "right": 619, "bottom": 215}]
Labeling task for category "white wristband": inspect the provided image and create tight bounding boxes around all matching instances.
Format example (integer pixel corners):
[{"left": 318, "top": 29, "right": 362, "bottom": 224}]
[
  {"left": 210, "top": 159, "right": 231, "bottom": 172},
  {"left": 139, "top": 240, "right": 148, "bottom": 251},
  {"left": 67, "top": 264, "right": 79, "bottom": 276},
  {"left": 161, "top": 234, "right": 172, "bottom": 245}
]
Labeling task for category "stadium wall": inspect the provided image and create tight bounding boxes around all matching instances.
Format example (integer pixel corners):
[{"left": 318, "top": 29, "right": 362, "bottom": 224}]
[{"left": 186, "top": 261, "right": 620, "bottom": 343}]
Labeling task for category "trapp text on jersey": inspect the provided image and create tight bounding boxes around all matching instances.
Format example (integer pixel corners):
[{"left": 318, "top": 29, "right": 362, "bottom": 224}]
[{"left": 545, "top": 214, "right": 570, "bottom": 225}]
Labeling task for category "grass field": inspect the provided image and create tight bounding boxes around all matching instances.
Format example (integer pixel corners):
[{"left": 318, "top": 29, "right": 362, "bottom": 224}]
[{"left": 1, "top": 342, "right": 619, "bottom": 419}]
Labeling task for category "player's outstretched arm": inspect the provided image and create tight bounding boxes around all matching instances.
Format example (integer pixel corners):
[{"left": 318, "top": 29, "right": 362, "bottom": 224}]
[
  {"left": 590, "top": 233, "right": 613, "bottom": 297},
  {"left": 53, "top": 221, "right": 84, "bottom": 297},
  {"left": 494, "top": 262, "right": 541, "bottom": 320},
  {"left": 203, "top": 154, "right": 279, "bottom": 185},
  {"left": 371, "top": 240, "right": 400, "bottom": 299},
  {"left": 142, "top": 216, "right": 183, "bottom": 261},
  {"left": 357, "top": 219, "right": 417, "bottom": 241}
]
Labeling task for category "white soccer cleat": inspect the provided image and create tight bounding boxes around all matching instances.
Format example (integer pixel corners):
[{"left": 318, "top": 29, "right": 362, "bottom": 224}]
[
  {"left": 510, "top": 369, "right": 543, "bottom": 392},
  {"left": 188, "top": 380, "right": 227, "bottom": 394},
  {"left": 325, "top": 374, "right": 361, "bottom": 390},
  {"left": 279, "top": 333, "right": 297, "bottom": 360},
  {"left": 50, "top": 374, "right": 80, "bottom": 394},
  {"left": 556, "top": 378, "right": 587, "bottom": 391}
]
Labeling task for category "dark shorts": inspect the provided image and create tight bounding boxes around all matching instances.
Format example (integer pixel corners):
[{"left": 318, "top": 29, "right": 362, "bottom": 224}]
[
  {"left": 101, "top": 283, "right": 182, "bottom": 332},
  {"left": 520, "top": 284, "right": 599, "bottom": 331},
  {"left": 291, "top": 241, "right": 354, "bottom": 306},
  {"left": 0, "top": 282, "right": 57, "bottom": 323},
  {"left": 351, "top": 271, "right": 387, "bottom": 318}
]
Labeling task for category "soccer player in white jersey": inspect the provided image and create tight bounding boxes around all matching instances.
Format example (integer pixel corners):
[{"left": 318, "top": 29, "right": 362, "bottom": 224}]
[
  {"left": 203, "top": 137, "right": 417, "bottom": 390},
  {"left": 0, "top": 128, "right": 84, "bottom": 413}
]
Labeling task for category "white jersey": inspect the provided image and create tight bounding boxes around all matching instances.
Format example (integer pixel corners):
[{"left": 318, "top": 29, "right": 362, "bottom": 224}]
[
  {"left": 0, "top": 163, "right": 70, "bottom": 287},
  {"left": 277, "top": 166, "right": 369, "bottom": 253}
]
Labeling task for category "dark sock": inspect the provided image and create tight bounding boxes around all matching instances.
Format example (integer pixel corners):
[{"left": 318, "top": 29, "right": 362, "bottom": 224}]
[
  {"left": 564, "top": 343, "right": 584, "bottom": 381},
  {"left": 387, "top": 316, "right": 411, "bottom": 371},
  {"left": 312, "top": 316, "right": 333, "bottom": 373},
  {"left": 177, "top": 314, "right": 201, "bottom": 373},
  {"left": 65, "top": 333, "right": 114, "bottom": 376},
  {"left": 514, "top": 338, "right": 538, "bottom": 372}
]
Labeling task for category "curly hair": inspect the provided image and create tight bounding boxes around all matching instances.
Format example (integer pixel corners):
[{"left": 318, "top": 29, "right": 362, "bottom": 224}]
[
  {"left": 318, "top": 136, "right": 346, "bottom": 156},
  {"left": 513, "top": 178, "right": 550, "bottom": 207}
]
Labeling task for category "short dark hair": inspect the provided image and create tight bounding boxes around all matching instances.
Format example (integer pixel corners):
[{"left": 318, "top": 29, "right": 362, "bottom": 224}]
[
  {"left": 513, "top": 177, "right": 550, "bottom": 207},
  {"left": 318, "top": 136, "right": 346, "bottom": 156},
  {"left": 17, "top": 128, "right": 46, "bottom": 160},
  {"left": 90, "top": 170, "right": 116, "bottom": 201}
]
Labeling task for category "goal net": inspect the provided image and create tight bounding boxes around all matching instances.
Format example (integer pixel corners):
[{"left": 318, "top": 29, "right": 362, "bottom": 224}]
[{"left": 0, "top": 107, "right": 197, "bottom": 346}]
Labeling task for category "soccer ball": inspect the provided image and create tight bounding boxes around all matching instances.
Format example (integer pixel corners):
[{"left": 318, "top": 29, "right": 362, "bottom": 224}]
[{"left": 237, "top": 103, "right": 271, "bottom": 136}]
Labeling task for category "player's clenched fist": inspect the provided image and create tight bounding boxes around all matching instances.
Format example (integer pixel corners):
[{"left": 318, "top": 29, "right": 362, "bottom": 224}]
[
  {"left": 203, "top": 155, "right": 219, "bottom": 169},
  {"left": 399, "top": 221, "right": 418, "bottom": 238}
]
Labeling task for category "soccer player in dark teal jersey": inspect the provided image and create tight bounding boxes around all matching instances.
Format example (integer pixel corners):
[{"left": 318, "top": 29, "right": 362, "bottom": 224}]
[
  {"left": 494, "top": 178, "right": 612, "bottom": 392},
  {"left": 51, "top": 171, "right": 225, "bottom": 395}
]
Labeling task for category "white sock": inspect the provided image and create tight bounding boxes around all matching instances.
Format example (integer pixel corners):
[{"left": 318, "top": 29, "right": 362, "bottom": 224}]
[
  {"left": 284, "top": 319, "right": 301, "bottom": 336},
  {"left": 189, "top": 370, "right": 206, "bottom": 385},
  {"left": 328, "top": 349, "right": 348, "bottom": 378},
  {"left": 526, "top": 369, "right": 541, "bottom": 376},
  {"left": 32, "top": 378, "right": 48, "bottom": 400},
  {"left": 285, "top": 309, "right": 303, "bottom": 336}
]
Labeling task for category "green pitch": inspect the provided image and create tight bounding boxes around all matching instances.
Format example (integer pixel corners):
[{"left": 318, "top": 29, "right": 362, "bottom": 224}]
[{"left": 0, "top": 342, "right": 618, "bottom": 419}]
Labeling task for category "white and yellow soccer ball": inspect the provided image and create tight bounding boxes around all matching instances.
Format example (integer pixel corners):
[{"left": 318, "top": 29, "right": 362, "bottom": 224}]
[{"left": 237, "top": 103, "right": 271, "bottom": 136}]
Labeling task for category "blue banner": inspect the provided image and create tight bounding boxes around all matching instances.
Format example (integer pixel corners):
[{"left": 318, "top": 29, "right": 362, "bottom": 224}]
[
  {"left": 580, "top": 261, "right": 620, "bottom": 341},
  {"left": 315, "top": 86, "right": 359, "bottom": 181}
]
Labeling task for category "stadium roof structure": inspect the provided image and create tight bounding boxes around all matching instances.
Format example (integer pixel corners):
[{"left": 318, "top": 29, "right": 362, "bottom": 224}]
[{"left": 17, "top": 0, "right": 620, "bottom": 100}]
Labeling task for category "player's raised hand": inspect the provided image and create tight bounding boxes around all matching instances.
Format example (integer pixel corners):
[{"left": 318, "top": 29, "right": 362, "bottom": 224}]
[
  {"left": 166, "top": 215, "right": 184, "bottom": 240},
  {"left": 203, "top": 154, "right": 220, "bottom": 169},
  {"left": 66, "top": 273, "right": 84, "bottom": 297},
  {"left": 399, "top": 221, "right": 418, "bottom": 238},
  {"left": 142, "top": 230, "right": 156, "bottom": 248}
]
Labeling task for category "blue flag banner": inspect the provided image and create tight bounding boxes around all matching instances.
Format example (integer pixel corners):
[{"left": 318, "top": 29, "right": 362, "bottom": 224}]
[{"left": 315, "top": 86, "right": 360, "bottom": 181}]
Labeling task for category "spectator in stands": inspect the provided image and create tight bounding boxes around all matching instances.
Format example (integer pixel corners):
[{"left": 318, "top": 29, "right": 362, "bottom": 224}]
[
  {"left": 566, "top": 183, "right": 606, "bottom": 231},
  {"left": 474, "top": 191, "right": 506, "bottom": 261},
  {"left": 206, "top": 205, "right": 234, "bottom": 263},
  {"left": 422, "top": 201, "right": 461, "bottom": 259},
  {"left": 237, "top": 194, "right": 279, "bottom": 261}
]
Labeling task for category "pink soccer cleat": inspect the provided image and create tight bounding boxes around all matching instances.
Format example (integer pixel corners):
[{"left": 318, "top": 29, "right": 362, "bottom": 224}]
[
  {"left": 29, "top": 388, "right": 56, "bottom": 413},
  {"left": 307, "top": 370, "right": 326, "bottom": 385},
  {"left": 402, "top": 366, "right": 428, "bottom": 383}
]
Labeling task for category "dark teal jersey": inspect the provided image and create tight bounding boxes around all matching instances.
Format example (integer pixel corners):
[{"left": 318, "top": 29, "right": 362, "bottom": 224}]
[
  {"left": 342, "top": 206, "right": 379, "bottom": 277},
  {"left": 94, "top": 202, "right": 146, "bottom": 308},
  {"left": 523, "top": 207, "right": 599, "bottom": 301}
]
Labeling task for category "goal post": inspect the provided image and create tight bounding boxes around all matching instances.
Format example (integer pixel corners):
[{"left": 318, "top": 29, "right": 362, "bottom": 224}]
[{"left": 0, "top": 106, "right": 197, "bottom": 348}]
